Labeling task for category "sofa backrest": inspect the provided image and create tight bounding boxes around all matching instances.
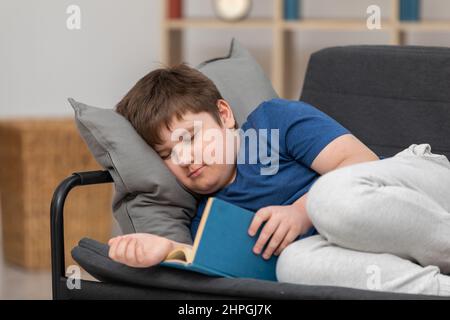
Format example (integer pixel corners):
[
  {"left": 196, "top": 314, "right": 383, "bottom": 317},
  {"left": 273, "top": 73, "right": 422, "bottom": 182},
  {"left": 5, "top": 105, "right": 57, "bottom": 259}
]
[{"left": 300, "top": 45, "right": 450, "bottom": 159}]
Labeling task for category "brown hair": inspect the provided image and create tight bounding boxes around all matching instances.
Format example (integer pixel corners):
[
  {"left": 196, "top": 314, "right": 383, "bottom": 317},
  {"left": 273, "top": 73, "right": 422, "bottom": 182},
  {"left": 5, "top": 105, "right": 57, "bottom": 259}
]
[{"left": 116, "top": 63, "right": 237, "bottom": 148}]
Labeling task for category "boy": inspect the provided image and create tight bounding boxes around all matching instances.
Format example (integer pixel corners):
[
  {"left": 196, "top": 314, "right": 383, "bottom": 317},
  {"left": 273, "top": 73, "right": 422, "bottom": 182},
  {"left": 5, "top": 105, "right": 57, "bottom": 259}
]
[{"left": 110, "top": 63, "right": 450, "bottom": 296}]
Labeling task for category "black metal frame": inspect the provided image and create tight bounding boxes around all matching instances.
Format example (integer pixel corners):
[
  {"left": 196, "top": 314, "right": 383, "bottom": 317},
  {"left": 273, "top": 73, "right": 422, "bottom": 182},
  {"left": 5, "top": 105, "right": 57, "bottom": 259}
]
[{"left": 50, "top": 170, "right": 113, "bottom": 300}]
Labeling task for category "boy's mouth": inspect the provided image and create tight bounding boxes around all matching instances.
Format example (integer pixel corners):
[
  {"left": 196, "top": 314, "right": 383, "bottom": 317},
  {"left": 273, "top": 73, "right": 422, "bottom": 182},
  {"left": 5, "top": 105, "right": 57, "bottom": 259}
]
[{"left": 188, "top": 165, "right": 206, "bottom": 178}]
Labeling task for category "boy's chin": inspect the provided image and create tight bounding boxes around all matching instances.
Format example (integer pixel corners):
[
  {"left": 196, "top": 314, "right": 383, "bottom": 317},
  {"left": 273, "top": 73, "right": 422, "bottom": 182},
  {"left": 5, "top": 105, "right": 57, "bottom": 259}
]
[
  {"left": 191, "top": 186, "right": 217, "bottom": 195},
  {"left": 190, "top": 182, "right": 221, "bottom": 195}
]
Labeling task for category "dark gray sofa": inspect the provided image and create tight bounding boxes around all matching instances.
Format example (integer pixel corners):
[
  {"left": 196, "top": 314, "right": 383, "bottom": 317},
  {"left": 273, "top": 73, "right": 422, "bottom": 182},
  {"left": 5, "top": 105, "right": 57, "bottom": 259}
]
[{"left": 51, "top": 45, "right": 450, "bottom": 299}]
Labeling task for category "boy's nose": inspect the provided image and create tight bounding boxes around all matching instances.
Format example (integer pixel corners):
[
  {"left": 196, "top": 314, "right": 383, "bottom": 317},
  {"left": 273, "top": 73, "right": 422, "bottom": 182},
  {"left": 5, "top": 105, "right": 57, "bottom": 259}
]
[
  {"left": 177, "top": 154, "right": 192, "bottom": 167},
  {"left": 176, "top": 145, "right": 195, "bottom": 167}
]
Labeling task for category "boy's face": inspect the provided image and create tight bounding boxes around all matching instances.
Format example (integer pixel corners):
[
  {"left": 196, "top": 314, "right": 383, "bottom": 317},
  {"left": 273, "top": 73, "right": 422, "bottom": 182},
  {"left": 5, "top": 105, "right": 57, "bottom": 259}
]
[{"left": 154, "top": 99, "right": 239, "bottom": 195}]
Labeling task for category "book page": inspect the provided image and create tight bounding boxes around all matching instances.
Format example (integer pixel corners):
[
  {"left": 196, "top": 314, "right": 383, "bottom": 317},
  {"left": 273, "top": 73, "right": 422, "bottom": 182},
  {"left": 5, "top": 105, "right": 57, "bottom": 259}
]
[
  {"left": 165, "top": 244, "right": 195, "bottom": 263},
  {"left": 192, "top": 197, "right": 213, "bottom": 253}
]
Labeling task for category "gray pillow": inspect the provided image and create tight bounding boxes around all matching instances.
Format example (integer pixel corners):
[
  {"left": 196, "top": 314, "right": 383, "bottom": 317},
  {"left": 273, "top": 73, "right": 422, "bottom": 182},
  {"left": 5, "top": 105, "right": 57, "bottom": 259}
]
[
  {"left": 69, "top": 38, "right": 278, "bottom": 245},
  {"left": 197, "top": 38, "right": 278, "bottom": 126},
  {"left": 70, "top": 99, "right": 198, "bottom": 245}
]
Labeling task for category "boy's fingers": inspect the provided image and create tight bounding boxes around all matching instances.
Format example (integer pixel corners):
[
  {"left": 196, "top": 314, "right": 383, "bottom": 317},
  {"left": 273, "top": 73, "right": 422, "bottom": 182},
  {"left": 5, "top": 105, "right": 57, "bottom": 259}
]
[
  {"left": 274, "top": 230, "right": 299, "bottom": 256},
  {"left": 109, "top": 237, "right": 124, "bottom": 261},
  {"left": 248, "top": 208, "right": 271, "bottom": 237},
  {"left": 137, "top": 242, "right": 154, "bottom": 267},
  {"left": 108, "top": 236, "right": 121, "bottom": 246},
  {"left": 115, "top": 237, "right": 131, "bottom": 262},
  {"left": 263, "top": 224, "right": 289, "bottom": 259},
  {"left": 135, "top": 242, "right": 145, "bottom": 265},
  {"left": 125, "top": 238, "right": 137, "bottom": 266},
  {"left": 108, "top": 242, "right": 117, "bottom": 260},
  {"left": 253, "top": 217, "right": 280, "bottom": 255},
  {"left": 111, "top": 238, "right": 124, "bottom": 261}
]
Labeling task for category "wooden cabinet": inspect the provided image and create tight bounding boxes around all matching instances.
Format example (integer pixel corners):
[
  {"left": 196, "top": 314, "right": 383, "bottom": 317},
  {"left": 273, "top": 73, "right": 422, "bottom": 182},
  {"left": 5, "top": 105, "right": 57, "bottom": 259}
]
[{"left": 0, "top": 119, "right": 112, "bottom": 269}]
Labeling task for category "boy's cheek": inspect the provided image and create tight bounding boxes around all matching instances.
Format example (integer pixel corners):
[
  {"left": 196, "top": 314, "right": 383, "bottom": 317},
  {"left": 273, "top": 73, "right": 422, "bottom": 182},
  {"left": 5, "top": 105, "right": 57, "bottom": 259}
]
[
  {"left": 163, "top": 160, "right": 181, "bottom": 176},
  {"left": 164, "top": 162, "right": 197, "bottom": 187}
]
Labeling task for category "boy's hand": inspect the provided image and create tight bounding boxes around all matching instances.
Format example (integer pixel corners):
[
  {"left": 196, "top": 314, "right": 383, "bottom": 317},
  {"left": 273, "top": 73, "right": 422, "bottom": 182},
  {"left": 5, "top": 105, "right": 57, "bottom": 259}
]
[
  {"left": 248, "top": 203, "right": 312, "bottom": 260},
  {"left": 108, "top": 233, "right": 178, "bottom": 268}
]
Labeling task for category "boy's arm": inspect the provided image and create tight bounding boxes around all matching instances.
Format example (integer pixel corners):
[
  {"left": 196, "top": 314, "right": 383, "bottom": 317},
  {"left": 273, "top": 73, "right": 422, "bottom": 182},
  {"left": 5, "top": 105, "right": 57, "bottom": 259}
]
[
  {"left": 293, "top": 134, "right": 378, "bottom": 228},
  {"left": 310, "top": 134, "right": 380, "bottom": 175},
  {"left": 287, "top": 134, "right": 379, "bottom": 239},
  {"left": 250, "top": 135, "right": 379, "bottom": 258}
]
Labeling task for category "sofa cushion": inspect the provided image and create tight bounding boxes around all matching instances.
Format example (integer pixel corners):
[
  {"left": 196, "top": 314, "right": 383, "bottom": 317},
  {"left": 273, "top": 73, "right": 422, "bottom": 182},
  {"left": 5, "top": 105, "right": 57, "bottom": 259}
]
[{"left": 71, "top": 237, "right": 439, "bottom": 299}]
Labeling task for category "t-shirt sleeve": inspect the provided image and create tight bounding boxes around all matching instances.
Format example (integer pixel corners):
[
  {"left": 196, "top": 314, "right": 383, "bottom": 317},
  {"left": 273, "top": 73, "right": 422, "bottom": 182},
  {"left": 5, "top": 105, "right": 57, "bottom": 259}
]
[{"left": 281, "top": 101, "right": 351, "bottom": 167}]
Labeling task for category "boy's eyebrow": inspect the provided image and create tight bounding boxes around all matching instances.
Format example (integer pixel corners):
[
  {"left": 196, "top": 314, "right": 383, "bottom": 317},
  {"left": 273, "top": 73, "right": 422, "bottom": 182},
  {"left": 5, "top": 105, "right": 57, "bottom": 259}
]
[
  {"left": 184, "top": 126, "right": 195, "bottom": 134},
  {"left": 155, "top": 125, "right": 195, "bottom": 153}
]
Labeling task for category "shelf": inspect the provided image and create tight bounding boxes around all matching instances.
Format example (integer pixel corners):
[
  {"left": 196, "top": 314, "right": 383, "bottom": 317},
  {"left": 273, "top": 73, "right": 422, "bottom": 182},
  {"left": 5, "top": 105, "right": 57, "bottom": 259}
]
[
  {"left": 283, "top": 19, "right": 392, "bottom": 31},
  {"left": 165, "top": 18, "right": 404, "bottom": 32},
  {"left": 165, "top": 18, "right": 450, "bottom": 32},
  {"left": 398, "top": 21, "right": 450, "bottom": 31},
  {"left": 165, "top": 18, "right": 274, "bottom": 29},
  {"left": 162, "top": 0, "right": 450, "bottom": 99}
]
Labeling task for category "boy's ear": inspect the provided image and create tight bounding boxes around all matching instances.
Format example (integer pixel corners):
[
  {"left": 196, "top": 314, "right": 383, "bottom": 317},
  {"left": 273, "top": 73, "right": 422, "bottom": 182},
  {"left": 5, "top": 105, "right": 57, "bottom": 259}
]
[{"left": 217, "top": 99, "right": 236, "bottom": 129}]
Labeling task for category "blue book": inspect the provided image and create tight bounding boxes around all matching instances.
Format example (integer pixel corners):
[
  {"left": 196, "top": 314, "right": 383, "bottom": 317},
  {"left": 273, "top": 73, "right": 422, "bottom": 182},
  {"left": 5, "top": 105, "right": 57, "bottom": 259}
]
[
  {"left": 160, "top": 197, "right": 278, "bottom": 281},
  {"left": 284, "top": 0, "right": 301, "bottom": 21},
  {"left": 400, "top": 0, "right": 420, "bottom": 21}
]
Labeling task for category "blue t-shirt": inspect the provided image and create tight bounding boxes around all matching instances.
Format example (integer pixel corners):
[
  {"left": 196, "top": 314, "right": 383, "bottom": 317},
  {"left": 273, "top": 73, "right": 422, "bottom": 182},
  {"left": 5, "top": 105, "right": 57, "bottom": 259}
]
[{"left": 190, "top": 98, "right": 352, "bottom": 240}]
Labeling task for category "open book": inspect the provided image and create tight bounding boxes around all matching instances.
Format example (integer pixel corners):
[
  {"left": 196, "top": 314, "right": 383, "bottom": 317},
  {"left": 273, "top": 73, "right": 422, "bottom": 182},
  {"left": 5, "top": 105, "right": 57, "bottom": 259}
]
[{"left": 160, "top": 197, "right": 278, "bottom": 281}]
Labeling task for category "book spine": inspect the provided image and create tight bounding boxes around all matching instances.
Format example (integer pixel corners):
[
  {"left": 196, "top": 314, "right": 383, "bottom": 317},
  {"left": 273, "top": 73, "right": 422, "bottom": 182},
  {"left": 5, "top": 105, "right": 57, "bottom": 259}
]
[
  {"left": 400, "top": 0, "right": 420, "bottom": 21},
  {"left": 160, "top": 260, "right": 232, "bottom": 278},
  {"left": 168, "top": 0, "right": 183, "bottom": 19},
  {"left": 284, "top": 0, "right": 300, "bottom": 21}
]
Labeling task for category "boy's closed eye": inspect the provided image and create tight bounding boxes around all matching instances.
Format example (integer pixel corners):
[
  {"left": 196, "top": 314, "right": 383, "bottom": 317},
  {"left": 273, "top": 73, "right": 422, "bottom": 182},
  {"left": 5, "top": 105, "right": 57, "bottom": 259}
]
[
  {"left": 160, "top": 153, "right": 171, "bottom": 160},
  {"left": 158, "top": 133, "right": 197, "bottom": 160}
]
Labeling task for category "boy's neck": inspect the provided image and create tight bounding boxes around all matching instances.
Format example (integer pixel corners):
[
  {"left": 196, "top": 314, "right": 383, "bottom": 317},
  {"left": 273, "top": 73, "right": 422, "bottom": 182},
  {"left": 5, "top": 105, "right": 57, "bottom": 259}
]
[{"left": 224, "top": 128, "right": 240, "bottom": 187}]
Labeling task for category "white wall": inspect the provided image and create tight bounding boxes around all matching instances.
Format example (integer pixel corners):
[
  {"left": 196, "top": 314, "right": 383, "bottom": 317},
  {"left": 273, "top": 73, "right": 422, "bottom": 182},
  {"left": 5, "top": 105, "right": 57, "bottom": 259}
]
[
  {"left": 1, "top": 0, "right": 450, "bottom": 117},
  {"left": 0, "top": 0, "right": 161, "bottom": 117}
]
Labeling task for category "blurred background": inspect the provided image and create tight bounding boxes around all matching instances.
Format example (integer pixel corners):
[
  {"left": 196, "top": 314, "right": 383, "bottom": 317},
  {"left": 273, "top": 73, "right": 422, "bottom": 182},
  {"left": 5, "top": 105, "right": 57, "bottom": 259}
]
[{"left": 0, "top": 0, "right": 449, "bottom": 299}]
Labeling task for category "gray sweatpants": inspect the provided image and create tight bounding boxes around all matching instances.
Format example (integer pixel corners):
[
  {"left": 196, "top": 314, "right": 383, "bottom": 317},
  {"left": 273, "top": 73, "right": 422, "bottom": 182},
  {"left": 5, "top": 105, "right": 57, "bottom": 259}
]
[{"left": 276, "top": 144, "right": 450, "bottom": 296}]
